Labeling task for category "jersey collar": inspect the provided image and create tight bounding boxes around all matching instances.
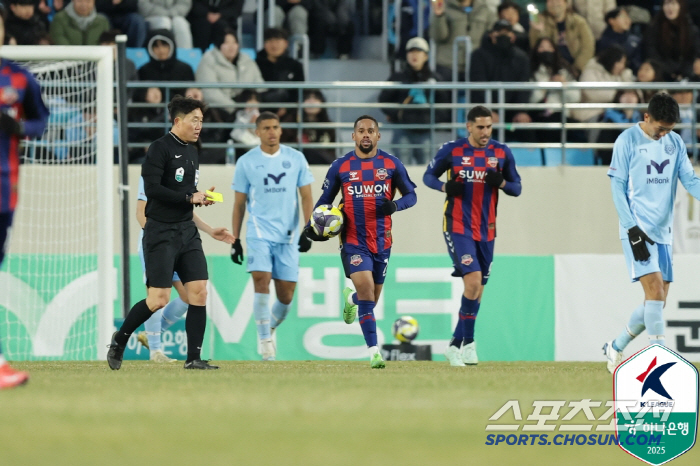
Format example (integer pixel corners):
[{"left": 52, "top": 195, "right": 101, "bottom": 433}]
[{"left": 169, "top": 132, "right": 188, "bottom": 146}]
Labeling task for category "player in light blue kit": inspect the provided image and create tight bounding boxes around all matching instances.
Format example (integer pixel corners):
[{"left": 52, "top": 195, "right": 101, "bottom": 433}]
[
  {"left": 230, "top": 112, "right": 315, "bottom": 361},
  {"left": 135, "top": 176, "right": 234, "bottom": 361},
  {"left": 603, "top": 93, "right": 700, "bottom": 373}
]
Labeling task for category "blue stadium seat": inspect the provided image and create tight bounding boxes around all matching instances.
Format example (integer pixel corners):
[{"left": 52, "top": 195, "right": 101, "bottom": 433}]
[
  {"left": 176, "top": 48, "right": 202, "bottom": 72},
  {"left": 240, "top": 48, "right": 256, "bottom": 60},
  {"left": 543, "top": 148, "right": 595, "bottom": 166},
  {"left": 126, "top": 48, "right": 149, "bottom": 69},
  {"left": 511, "top": 148, "right": 542, "bottom": 166}
]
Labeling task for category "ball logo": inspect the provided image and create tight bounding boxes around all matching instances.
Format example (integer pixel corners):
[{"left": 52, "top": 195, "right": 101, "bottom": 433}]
[
  {"left": 283, "top": 160, "right": 291, "bottom": 169},
  {"left": 376, "top": 168, "right": 388, "bottom": 180},
  {"left": 461, "top": 254, "right": 473, "bottom": 266},
  {"left": 487, "top": 157, "right": 499, "bottom": 168},
  {"left": 350, "top": 255, "right": 362, "bottom": 266}
]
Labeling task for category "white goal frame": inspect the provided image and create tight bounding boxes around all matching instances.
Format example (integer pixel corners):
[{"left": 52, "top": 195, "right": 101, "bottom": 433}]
[{"left": 0, "top": 46, "right": 114, "bottom": 359}]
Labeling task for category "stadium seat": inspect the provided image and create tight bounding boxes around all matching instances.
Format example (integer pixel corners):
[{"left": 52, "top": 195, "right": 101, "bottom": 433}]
[
  {"left": 126, "top": 48, "right": 149, "bottom": 69},
  {"left": 240, "top": 48, "right": 256, "bottom": 60},
  {"left": 176, "top": 48, "right": 202, "bottom": 72},
  {"left": 543, "top": 148, "right": 595, "bottom": 166},
  {"left": 511, "top": 148, "right": 542, "bottom": 166}
]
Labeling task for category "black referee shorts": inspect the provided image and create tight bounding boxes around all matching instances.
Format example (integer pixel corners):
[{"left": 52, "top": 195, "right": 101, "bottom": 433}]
[{"left": 142, "top": 219, "right": 208, "bottom": 288}]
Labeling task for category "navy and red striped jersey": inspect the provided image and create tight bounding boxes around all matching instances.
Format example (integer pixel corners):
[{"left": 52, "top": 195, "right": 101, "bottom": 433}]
[
  {"left": 316, "top": 149, "right": 417, "bottom": 253},
  {"left": 0, "top": 59, "right": 49, "bottom": 213},
  {"left": 424, "top": 137, "right": 521, "bottom": 241}
]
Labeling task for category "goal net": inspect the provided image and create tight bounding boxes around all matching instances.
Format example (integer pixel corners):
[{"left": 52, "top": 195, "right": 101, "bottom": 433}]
[{"left": 0, "top": 46, "right": 114, "bottom": 361}]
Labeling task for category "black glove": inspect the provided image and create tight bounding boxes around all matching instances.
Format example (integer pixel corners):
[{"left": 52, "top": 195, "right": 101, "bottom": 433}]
[
  {"left": 0, "top": 113, "right": 21, "bottom": 135},
  {"left": 380, "top": 199, "right": 397, "bottom": 216},
  {"left": 628, "top": 226, "right": 655, "bottom": 262},
  {"left": 303, "top": 224, "right": 329, "bottom": 242},
  {"left": 298, "top": 230, "right": 312, "bottom": 252},
  {"left": 484, "top": 164, "right": 504, "bottom": 188},
  {"left": 444, "top": 179, "right": 462, "bottom": 197},
  {"left": 230, "top": 239, "right": 244, "bottom": 264}
]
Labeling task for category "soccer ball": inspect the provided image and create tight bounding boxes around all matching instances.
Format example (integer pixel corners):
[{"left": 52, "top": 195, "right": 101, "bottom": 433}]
[
  {"left": 392, "top": 316, "right": 419, "bottom": 343},
  {"left": 311, "top": 204, "right": 344, "bottom": 238}
]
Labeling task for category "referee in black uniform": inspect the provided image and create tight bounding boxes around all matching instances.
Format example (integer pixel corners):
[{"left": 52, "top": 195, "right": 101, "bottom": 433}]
[{"left": 108, "top": 96, "right": 218, "bottom": 370}]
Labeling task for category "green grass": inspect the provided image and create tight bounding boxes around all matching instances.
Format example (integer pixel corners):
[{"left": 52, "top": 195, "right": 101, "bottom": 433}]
[{"left": 1, "top": 361, "right": 698, "bottom": 466}]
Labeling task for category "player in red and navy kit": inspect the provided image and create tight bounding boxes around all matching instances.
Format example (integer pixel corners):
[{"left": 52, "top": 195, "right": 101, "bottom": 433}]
[
  {"left": 306, "top": 115, "right": 417, "bottom": 368},
  {"left": 423, "top": 106, "right": 521, "bottom": 367},
  {"left": 0, "top": 7, "right": 50, "bottom": 389}
]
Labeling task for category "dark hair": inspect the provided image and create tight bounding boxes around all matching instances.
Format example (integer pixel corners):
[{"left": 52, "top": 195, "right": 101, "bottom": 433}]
[
  {"left": 302, "top": 89, "right": 331, "bottom": 123},
  {"left": 235, "top": 89, "right": 259, "bottom": 104},
  {"left": 99, "top": 29, "right": 122, "bottom": 44},
  {"left": 354, "top": 115, "right": 379, "bottom": 130},
  {"left": 214, "top": 27, "right": 238, "bottom": 49},
  {"left": 530, "top": 37, "right": 571, "bottom": 75},
  {"left": 596, "top": 44, "right": 626, "bottom": 74},
  {"left": 612, "top": 89, "right": 642, "bottom": 104},
  {"left": 467, "top": 105, "right": 492, "bottom": 122},
  {"left": 168, "top": 95, "right": 206, "bottom": 120},
  {"left": 647, "top": 92, "right": 681, "bottom": 123},
  {"left": 256, "top": 111, "right": 280, "bottom": 127},
  {"left": 497, "top": 1, "right": 521, "bottom": 15},
  {"left": 264, "top": 27, "right": 288, "bottom": 41},
  {"left": 638, "top": 58, "right": 665, "bottom": 82},
  {"left": 651, "top": 0, "right": 694, "bottom": 62},
  {"left": 604, "top": 7, "right": 624, "bottom": 23}
]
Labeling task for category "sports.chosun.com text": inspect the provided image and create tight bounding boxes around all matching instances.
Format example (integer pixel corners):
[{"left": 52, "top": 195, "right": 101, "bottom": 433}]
[{"left": 485, "top": 433, "right": 662, "bottom": 447}]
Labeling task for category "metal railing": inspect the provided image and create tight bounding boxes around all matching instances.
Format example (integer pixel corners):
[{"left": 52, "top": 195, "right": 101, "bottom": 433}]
[{"left": 125, "top": 81, "right": 700, "bottom": 164}]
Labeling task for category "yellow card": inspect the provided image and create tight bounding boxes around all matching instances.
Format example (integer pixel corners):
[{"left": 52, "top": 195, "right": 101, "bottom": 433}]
[{"left": 205, "top": 190, "right": 223, "bottom": 202}]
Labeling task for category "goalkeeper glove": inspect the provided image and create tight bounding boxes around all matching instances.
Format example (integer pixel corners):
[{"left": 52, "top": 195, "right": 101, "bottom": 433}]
[
  {"left": 303, "top": 225, "right": 329, "bottom": 242},
  {"left": 0, "top": 113, "right": 21, "bottom": 136},
  {"left": 298, "top": 230, "right": 312, "bottom": 252},
  {"left": 484, "top": 163, "right": 504, "bottom": 188},
  {"left": 627, "top": 226, "right": 655, "bottom": 262},
  {"left": 444, "top": 179, "right": 462, "bottom": 197},
  {"left": 380, "top": 199, "right": 397, "bottom": 216},
  {"left": 230, "top": 239, "right": 244, "bottom": 264}
]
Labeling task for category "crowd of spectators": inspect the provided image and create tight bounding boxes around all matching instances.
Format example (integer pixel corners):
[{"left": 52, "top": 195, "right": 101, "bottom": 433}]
[{"left": 6, "top": 0, "right": 700, "bottom": 165}]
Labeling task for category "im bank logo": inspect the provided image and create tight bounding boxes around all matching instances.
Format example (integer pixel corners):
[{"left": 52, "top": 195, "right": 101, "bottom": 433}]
[{"left": 614, "top": 345, "right": 699, "bottom": 465}]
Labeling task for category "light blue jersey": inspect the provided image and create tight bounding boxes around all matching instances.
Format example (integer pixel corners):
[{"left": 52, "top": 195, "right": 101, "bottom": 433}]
[
  {"left": 137, "top": 176, "right": 147, "bottom": 202},
  {"left": 608, "top": 123, "right": 700, "bottom": 244},
  {"left": 232, "top": 145, "right": 314, "bottom": 243}
]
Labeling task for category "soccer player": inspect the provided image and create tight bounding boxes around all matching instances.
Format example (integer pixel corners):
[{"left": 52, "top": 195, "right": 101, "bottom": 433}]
[
  {"left": 306, "top": 115, "right": 417, "bottom": 369},
  {"left": 134, "top": 176, "right": 234, "bottom": 362},
  {"left": 603, "top": 93, "right": 700, "bottom": 373},
  {"left": 107, "top": 96, "right": 220, "bottom": 370},
  {"left": 0, "top": 6, "right": 50, "bottom": 389},
  {"left": 230, "top": 111, "right": 314, "bottom": 361},
  {"left": 423, "top": 105, "right": 521, "bottom": 367}
]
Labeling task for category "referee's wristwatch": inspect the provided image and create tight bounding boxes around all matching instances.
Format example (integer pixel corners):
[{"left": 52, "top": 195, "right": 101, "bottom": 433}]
[{"left": 185, "top": 193, "right": 193, "bottom": 204}]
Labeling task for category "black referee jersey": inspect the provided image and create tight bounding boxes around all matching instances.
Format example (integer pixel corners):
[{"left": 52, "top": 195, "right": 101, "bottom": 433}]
[{"left": 142, "top": 132, "right": 200, "bottom": 223}]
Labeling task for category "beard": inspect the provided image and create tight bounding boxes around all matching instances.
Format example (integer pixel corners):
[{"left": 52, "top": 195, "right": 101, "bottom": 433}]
[{"left": 358, "top": 141, "right": 374, "bottom": 154}]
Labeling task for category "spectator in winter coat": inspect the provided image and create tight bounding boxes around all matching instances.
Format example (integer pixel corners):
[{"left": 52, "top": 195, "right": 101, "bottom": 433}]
[
  {"left": 498, "top": 1, "right": 529, "bottom": 54},
  {"left": 6, "top": 0, "right": 48, "bottom": 45},
  {"left": 50, "top": 0, "right": 110, "bottom": 45},
  {"left": 137, "top": 29, "right": 195, "bottom": 101},
  {"left": 96, "top": 0, "right": 147, "bottom": 47},
  {"left": 195, "top": 28, "right": 265, "bottom": 115},
  {"left": 138, "top": 0, "right": 193, "bottom": 49},
  {"left": 255, "top": 28, "right": 304, "bottom": 108},
  {"left": 596, "top": 7, "right": 642, "bottom": 72},
  {"left": 571, "top": 0, "right": 617, "bottom": 40},
  {"left": 187, "top": 0, "right": 243, "bottom": 51}
]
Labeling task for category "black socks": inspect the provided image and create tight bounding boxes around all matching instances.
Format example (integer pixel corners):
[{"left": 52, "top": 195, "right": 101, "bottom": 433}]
[
  {"left": 115, "top": 299, "right": 152, "bottom": 347},
  {"left": 186, "top": 305, "right": 206, "bottom": 362}
]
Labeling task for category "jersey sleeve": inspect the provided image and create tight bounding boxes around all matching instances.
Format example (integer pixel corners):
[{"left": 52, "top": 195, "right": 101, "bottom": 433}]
[
  {"left": 393, "top": 159, "right": 417, "bottom": 195},
  {"left": 21, "top": 72, "right": 50, "bottom": 138},
  {"left": 314, "top": 159, "right": 342, "bottom": 208},
  {"left": 141, "top": 141, "right": 185, "bottom": 204},
  {"left": 607, "top": 134, "right": 631, "bottom": 181},
  {"left": 501, "top": 146, "right": 522, "bottom": 197},
  {"left": 297, "top": 153, "right": 315, "bottom": 187},
  {"left": 137, "top": 176, "right": 147, "bottom": 201},
  {"left": 423, "top": 143, "right": 454, "bottom": 191},
  {"left": 232, "top": 160, "right": 251, "bottom": 194},
  {"left": 677, "top": 141, "right": 700, "bottom": 200}
]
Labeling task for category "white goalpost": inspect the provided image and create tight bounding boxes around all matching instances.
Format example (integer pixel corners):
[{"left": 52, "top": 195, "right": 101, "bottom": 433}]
[{"left": 0, "top": 46, "right": 114, "bottom": 360}]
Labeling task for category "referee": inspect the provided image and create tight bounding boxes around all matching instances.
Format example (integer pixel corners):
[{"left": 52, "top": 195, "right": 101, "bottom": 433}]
[{"left": 107, "top": 96, "right": 218, "bottom": 370}]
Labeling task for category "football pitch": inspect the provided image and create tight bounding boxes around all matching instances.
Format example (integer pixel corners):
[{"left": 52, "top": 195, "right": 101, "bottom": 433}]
[{"left": 1, "top": 361, "right": 698, "bottom": 466}]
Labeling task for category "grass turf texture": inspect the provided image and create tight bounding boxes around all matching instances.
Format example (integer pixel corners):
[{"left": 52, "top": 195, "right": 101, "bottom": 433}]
[{"left": 1, "top": 361, "right": 698, "bottom": 466}]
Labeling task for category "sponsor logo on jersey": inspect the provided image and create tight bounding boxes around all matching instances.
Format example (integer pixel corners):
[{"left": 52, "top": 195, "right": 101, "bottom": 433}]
[
  {"left": 347, "top": 184, "right": 390, "bottom": 197},
  {"left": 458, "top": 169, "right": 487, "bottom": 182},
  {"left": 461, "top": 254, "right": 473, "bottom": 266},
  {"left": 461, "top": 156, "right": 473, "bottom": 166},
  {"left": 264, "top": 172, "right": 287, "bottom": 192},
  {"left": 350, "top": 254, "right": 362, "bottom": 266},
  {"left": 376, "top": 168, "right": 388, "bottom": 180},
  {"left": 349, "top": 171, "right": 360, "bottom": 181},
  {"left": 487, "top": 157, "right": 499, "bottom": 168}
]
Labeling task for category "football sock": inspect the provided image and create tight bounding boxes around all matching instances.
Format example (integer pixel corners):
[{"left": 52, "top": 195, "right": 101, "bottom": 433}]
[
  {"left": 351, "top": 292, "right": 358, "bottom": 305},
  {"left": 368, "top": 345, "right": 379, "bottom": 357},
  {"left": 253, "top": 293, "right": 271, "bottom": 340},
  {"left": 358, "top": 300, "right": 377, "bottom": 347},
  {"left": 449, "top": 337, "right": 462, "bottom": 348},
  {"left": 270, "top": 299, "right": 290, "bottom": 329},
  {"left": 460, "top": 296, "right": 480, "bottom": 346},
  {"left": 161, "top": 297, "right": 188, "bottom": 331},
  {"left": 613, "top": 304, "right": 645, "bottom": 352},
  {"left": 185, "top": 304, "right": 206, "bottom": 362},
  {"left": 116, "top": 299, "right": 153, "bottom": 347},
  {"left": 144, "top": 309, "right": 164, "bottom": 351},
  {"left": 644, "top": 300, "right": 665, "bottom": 346}
]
